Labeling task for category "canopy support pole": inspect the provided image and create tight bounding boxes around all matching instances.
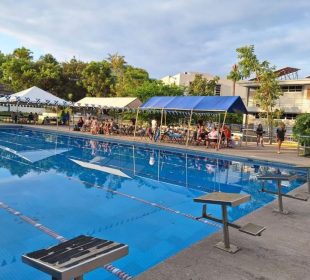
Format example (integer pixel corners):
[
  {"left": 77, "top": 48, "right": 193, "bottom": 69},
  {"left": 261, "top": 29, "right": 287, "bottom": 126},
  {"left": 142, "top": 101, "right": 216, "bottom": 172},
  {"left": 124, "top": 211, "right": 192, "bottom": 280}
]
[
  {"left": 244, "top": 114, "right": 249, "bottom": 146},
  {"left": 218, "top": 111, "right": 227, "bottom": 150},
  {"left": 159, "top": 109, "right": 164, "bottom": 142},
  {"left": 164, "top": 111, "right": 167, "bottom": 126},
  {"left": 133, "top": 108, "right": 140, "bottom": 139},
  {"left": 56, "top": 106, "right": 59, "bottom": 130},
  {"left": 186, "top": 110, "right": 193, "bottom": 146},
  {"left": 16, "top": 102, "right": 19, "bottom": 124}
]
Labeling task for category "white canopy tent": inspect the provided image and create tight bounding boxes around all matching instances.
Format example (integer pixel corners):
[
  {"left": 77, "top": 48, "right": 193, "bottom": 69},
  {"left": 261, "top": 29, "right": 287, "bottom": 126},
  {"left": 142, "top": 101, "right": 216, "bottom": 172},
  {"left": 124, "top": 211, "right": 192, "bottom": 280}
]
[
  {"left": 75, "top": 97, "right": 141, "bottom": 110},
  {"left": 0, "top": 86, "right": 69, "bottom": 106}
]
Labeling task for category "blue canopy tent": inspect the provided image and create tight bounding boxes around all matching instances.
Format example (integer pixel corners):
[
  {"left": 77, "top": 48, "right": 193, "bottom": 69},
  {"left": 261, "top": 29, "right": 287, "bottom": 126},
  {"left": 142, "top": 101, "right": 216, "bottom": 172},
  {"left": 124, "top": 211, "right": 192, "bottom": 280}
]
[{"left": 134, "top": 96, "right": 248, "bottom": 147}]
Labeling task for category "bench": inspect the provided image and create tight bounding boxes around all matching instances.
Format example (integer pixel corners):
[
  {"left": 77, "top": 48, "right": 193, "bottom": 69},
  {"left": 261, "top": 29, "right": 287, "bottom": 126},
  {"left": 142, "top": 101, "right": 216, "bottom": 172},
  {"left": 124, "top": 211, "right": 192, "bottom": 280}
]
[
  {"left": 257, "top": 174, "right": 309, "bottom": 215},
  {"left": 194, "top": 192, "right": 265, "bottom": 253},
  {"left": 22, "top": 235, "right": 128, "bottom": 280}
]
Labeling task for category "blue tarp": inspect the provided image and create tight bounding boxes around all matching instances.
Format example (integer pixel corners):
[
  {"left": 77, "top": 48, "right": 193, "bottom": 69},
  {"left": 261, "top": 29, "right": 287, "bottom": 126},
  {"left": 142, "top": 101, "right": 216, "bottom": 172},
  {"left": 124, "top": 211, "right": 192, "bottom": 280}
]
[{"left": 140, "top": 96, "right": 247, "bottom": 113}]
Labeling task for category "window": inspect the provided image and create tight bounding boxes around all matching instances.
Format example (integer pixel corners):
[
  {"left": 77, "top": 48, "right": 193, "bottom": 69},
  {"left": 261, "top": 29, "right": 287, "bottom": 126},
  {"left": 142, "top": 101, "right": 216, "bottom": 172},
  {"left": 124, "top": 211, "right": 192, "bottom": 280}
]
[
  {"left": 215, "top": 84, "right": 221, "bottom": 96},
  {"left": 281, "top": 85, "right": 302, "bottom": 92}
]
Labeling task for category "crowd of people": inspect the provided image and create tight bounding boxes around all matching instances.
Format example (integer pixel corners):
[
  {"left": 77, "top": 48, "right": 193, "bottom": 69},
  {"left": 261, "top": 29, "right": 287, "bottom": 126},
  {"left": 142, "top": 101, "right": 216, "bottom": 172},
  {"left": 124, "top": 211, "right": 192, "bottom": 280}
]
[{"left": 74, "top": 116, "right": 132, "bottom": 136}]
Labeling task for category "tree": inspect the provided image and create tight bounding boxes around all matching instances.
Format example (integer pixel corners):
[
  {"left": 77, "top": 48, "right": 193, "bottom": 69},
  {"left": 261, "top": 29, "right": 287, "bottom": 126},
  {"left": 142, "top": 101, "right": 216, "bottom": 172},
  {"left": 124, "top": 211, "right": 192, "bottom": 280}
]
[
  {"left": 1, "top": 48, "right": 37, "bottom": 91},
  {"left": 35, "top": 54, "right": 62, "bottom": 94},
  {"left": 107, "top": 52, "right": 127, "bottom": 76},
  {"left": 188, "top": 74, "right": 219, "bottom": 96},
  {"left": 227, "top": 64, "right": 242, "bottom": 96},
  {"left": 235, "top": 45, "right": 282, "bottom": 143},
  {"left": 80, "top": 61, "right": 115, "bottom": 97},
  {"left": 116, "top": 66, "right": 149, "bottom": 97},
  {"left": 293, "top": 113, "right": 310, "bottom": 153},
  {"left": 61, "top": 57, "right": 87, "bottom": 101},
  {"left": 13, "top": 47, "right": 33, "bottom": 60},
  {"left": 134, "top": 80, "right": 184, "bottom": 102}
]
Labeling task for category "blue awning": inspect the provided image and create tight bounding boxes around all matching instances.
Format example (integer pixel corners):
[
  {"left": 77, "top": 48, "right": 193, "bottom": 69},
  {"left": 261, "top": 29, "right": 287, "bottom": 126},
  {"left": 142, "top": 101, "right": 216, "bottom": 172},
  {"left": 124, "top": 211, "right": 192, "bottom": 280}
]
[{"left": 140, "top": 96, "right": 247, "bottom": 114}]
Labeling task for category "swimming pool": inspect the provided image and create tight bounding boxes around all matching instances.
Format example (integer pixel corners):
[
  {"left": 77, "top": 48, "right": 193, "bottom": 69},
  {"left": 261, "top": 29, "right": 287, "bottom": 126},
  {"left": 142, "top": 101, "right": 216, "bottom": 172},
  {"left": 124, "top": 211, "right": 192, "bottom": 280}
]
[{"left": 0, "top": 127, "right": 306, "bottom": 279}]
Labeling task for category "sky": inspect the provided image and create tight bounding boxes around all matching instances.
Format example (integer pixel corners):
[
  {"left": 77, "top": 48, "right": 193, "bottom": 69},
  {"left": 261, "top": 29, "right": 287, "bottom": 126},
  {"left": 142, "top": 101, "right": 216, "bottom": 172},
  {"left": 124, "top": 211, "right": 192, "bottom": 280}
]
[{"left": 0, "top": 0, "right": 310, "bottom": 79}]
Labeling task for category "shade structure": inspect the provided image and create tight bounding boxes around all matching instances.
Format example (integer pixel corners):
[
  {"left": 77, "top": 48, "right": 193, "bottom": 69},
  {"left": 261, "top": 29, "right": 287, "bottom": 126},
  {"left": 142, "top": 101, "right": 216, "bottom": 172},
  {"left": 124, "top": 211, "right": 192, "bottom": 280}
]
[
  {"left": 140, "top": 96, "right": 247, "bottom": 114},
  {"left": 0, "top": 86, "right": 68, "bottom": 106},
  {"left": 75, "top": 97, "right": 142, "bottom": 109}
]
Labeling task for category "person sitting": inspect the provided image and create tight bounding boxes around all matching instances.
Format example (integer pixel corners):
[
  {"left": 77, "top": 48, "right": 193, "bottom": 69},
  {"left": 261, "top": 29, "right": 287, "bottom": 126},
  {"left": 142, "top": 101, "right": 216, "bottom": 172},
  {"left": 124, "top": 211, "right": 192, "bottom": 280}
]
[
  {"left": 222, "top": 125, "right": 232, "bottom": 147},
  {"left": 28, "top": 112, "right": 34, "bottom": 124},
  {"left": 34, "top": 113, "right": 38, "bottom": 124},
  {"left": 43, "top": 116, "right": 50, "bottom": 125},
  {"left": 196, "top": 125, "right": 207, "bottom": 145},
  {"left": 77, "top": 117, "right": 84, "bottom": 129},
  {"left": 207, "top": 127, "right": 218, "bottom": 148},
  {"left": 90, "top": 117, "right": 99, "bottom": 134},
  {"left": 82, "top": 117, "right": 91, "bottom": 132}
]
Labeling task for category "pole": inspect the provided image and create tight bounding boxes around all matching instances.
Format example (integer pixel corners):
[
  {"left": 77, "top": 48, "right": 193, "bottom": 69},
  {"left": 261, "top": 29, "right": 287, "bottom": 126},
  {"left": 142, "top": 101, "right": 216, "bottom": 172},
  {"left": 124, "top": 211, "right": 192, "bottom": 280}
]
[
  {"left": 159, "top": 109, "right": 164, "bottom": 142},
  {"left": 186, "top": 110, "right": 193, "bottom": 146},
  {"left": 16, "top": 102, "right": 19, "bottom": 124},
  {"left": 244, "top": 114, "right": 249, "bottom": 146},
  {"left": 217, "top": 111, "right": 227, "bottom": 150},
  {"left": 133, "top": 108, "right": 140, "bottom": 138},
  {"left": 132, "top": 145, "right": 136, "bottom": 176},
  {"left": 56, "top": 106, "right": 59, "bottom": 130},
  {"left": 222, "top": 205, "right": 230, "bottom": 249}
]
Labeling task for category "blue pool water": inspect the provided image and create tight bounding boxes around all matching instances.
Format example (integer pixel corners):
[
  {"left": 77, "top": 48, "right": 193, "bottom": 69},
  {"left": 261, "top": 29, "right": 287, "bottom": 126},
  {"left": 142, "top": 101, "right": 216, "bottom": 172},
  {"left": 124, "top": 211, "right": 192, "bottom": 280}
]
[{"left": 0, "top": 127, "right": 306, "bottom": 280}]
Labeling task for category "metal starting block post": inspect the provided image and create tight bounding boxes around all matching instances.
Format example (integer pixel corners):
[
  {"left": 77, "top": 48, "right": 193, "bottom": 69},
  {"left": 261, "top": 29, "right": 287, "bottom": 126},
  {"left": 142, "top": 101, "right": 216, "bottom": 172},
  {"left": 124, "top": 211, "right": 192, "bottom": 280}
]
[
  {"left": 22, "top": 235, "right": 128, "bottom": 280},
  {"left": 194, "top": 192, "right": 265, "bottom": 254},
  {"left": 257, "top": 174, "right": 309, "bottom": 215}
]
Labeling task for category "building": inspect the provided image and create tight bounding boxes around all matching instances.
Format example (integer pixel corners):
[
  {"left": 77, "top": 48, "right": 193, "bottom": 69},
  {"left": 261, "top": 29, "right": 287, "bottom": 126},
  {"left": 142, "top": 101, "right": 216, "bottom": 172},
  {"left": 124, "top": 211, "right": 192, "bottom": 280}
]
[
  {"left": 161, "top": 69, "right": 310, "bottom": 119},
  {"left": 238, "top": 67, "right": 310, "bottom": 119},
  {"left": 161, "top": 71, "right": 246, "bottom": 97}
]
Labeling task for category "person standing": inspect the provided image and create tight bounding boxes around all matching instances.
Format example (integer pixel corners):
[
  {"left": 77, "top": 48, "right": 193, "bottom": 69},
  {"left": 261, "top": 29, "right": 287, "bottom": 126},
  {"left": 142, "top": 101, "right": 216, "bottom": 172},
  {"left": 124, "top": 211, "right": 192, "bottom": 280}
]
[
  {"left": 276, "top": 123, "right": 286, "bottom": 154},
  {"left": 256, "top": 124, "right": 264, "bottom": 147}
]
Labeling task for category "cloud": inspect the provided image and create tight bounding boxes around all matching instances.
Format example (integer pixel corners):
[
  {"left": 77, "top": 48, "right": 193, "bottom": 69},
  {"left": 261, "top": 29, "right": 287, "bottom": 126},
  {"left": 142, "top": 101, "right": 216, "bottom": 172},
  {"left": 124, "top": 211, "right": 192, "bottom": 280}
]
[{"left": 0, "top": 0, "right": 310, "bottom": 78}]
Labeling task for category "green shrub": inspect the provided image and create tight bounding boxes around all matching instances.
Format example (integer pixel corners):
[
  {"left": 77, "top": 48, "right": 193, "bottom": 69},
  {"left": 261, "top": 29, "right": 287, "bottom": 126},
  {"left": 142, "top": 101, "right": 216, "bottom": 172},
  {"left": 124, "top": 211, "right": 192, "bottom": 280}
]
[{"left": 293, "top": 113, "right": 310, "bottom": 147}]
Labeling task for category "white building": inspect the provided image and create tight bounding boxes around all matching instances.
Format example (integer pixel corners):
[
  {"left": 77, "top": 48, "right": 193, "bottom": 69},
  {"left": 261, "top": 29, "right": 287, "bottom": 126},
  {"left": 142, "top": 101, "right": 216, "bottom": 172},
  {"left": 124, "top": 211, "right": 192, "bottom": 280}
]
[
  {"left": 161, "top": 68, "right": 310, "bottom": 119},
  {"left": 161, "top": 71, "right": 246, "bottom": 97}
]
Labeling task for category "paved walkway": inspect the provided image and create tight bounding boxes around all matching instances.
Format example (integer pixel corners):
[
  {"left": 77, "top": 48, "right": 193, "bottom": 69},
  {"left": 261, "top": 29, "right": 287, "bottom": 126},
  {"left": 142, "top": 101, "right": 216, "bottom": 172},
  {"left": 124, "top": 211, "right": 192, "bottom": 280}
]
[{"left": 137, "top": 183, "right": 310, "bottom": 280}]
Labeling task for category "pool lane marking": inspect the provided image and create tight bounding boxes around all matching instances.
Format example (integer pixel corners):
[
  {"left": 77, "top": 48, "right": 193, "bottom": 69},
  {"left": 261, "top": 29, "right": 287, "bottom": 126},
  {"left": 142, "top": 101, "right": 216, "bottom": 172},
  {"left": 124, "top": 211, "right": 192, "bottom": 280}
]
[
  {"left": 0, "top": 153, "right": 222, "bottom": 230},
  {"left": 0, "top": 201, "right": 133, "bottom": 280}
]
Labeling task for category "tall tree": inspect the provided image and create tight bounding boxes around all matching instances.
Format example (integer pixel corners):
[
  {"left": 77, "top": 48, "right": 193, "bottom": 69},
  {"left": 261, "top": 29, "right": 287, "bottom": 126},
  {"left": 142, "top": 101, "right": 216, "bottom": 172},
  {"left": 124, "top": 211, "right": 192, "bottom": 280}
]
[
  {"left": 188, "top": 74, "right": 219, "bottom": 96},
  {"left": 1, "top": 47, "right": 36, "bottom": 91},
  {"left": 134, "top": 80, "right": 184, "bottom": 102},
  {"left": 61, "top": 57, "right": 87, "bottom": 101},
  {"left": 35, "top": 54, "right": 62, "bottom": 94},
  {"left": 235, "top": 45, "right": 282, "bottom": 143},
  {"left": 116, "top": 66, "right": 149, "bottom": 97},
  {"left": 80, "top": 61, "right": 115, "bottom": 97},
  {"left": 227, "top": 64, "right": 242, "bottom": 96}
]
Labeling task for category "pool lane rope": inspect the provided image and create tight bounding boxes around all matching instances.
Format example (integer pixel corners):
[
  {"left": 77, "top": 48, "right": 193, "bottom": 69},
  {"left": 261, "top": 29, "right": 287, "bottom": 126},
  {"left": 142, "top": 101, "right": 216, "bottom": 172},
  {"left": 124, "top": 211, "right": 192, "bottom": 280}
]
[
  {"left": 0, "top": 202, "right": 133, "bottom": 280},
  {"left": 0, "top": 153, "right": 221, "bottom": 230}
]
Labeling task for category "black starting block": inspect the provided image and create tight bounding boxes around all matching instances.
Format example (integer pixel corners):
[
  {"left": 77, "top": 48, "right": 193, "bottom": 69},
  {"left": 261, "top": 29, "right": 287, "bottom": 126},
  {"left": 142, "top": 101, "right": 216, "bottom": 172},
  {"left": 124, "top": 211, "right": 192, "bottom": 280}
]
[
  {"left": 194, "top": 192, "right": 265, "bottom": 253},
  {"left": 22, "top": 235, "right": 128, "bottom": 280}
]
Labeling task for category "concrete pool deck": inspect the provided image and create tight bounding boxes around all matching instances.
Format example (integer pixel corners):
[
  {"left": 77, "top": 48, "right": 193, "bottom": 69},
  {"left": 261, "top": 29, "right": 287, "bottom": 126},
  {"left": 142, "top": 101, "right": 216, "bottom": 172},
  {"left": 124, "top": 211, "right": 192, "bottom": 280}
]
[
  {"left": 137, "top": 182, "right": 310, "bottom": 280},
  {"left": 1, "top": 123, "right": 310, "bottom": 279}
]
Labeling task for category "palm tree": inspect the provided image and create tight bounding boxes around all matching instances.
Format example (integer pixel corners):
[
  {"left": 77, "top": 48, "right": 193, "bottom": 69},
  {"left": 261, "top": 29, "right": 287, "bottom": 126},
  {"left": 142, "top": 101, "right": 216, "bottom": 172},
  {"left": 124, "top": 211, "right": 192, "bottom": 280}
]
[{"left": 227, "top": 64, "right": 242, "bottom": 96}]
